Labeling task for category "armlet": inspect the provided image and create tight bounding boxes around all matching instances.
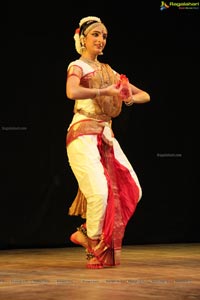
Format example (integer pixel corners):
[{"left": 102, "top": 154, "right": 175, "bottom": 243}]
[{"left": 67, "top": 65, "right": 82, "bottom": 79}]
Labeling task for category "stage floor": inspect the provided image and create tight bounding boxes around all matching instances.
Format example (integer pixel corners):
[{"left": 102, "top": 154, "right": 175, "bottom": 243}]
[{"left": 0, "top": 243, "right": 199, "bottom": 300}]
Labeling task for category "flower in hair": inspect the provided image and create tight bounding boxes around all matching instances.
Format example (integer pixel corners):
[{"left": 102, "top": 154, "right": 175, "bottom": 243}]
[
  {"left": 75, "top": 28, "right": 80, "bottom": 34},
  {"left": 74, "top": 30, "right": 82, "bottom": 55}
]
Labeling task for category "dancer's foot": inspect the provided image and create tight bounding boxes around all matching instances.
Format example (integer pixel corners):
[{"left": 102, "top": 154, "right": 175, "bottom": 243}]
[
  {"left": 86, "top": 249, "right": 103, "bottom": 269},
  {"left": 70, "top": 228, "right": 89, "bottom": 249},
  {"left": 85, "top": 238, "right": 103, "bottom": 269}
]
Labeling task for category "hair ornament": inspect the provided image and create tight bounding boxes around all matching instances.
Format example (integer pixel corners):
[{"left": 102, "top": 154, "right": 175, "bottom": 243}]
[{"left": 79, "top": 16, "right": 101, "bottom": 28}]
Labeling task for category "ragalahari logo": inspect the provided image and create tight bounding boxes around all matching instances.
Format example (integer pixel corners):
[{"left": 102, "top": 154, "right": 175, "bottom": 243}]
[{"left": 160, "top": 1, "right": 199, "bottom": 10}]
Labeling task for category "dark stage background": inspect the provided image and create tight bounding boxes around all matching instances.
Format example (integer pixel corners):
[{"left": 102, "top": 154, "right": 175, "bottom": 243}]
[{"left": 0, "top": 2, "right": 198, "bottom": 249}]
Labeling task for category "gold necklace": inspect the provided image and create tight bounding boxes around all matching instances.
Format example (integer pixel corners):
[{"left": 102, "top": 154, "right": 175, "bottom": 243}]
[{"left": 80, "top": 57, "right": 101, "bottom": 70}]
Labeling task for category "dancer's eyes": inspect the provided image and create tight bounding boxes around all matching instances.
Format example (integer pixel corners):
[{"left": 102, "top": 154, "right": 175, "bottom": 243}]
[{"left": 92, "top": 32, "right": 107, "bottom": 40}]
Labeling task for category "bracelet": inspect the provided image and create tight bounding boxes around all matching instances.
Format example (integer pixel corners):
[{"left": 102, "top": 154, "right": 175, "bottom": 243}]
[
  {"left": 125, "top": 98, "right": 134, "bottom": 106},
  {"left": 95, "top": 89, "right": 100, "bottom": 97}
]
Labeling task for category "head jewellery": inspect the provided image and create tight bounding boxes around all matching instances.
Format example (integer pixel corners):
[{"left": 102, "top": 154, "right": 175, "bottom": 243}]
[{"left": 79, "top": 16, "right": 101, "bottom": 28}]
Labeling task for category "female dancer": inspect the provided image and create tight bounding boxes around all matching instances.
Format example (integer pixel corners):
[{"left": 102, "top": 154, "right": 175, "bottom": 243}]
[{"left": 66, "top": 16, "right": 150, "bottom": 269}]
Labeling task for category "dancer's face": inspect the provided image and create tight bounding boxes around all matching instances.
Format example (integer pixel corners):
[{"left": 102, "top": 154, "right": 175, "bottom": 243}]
[{"left": 83, "top": 24, "right": 108, "bottom": 56}]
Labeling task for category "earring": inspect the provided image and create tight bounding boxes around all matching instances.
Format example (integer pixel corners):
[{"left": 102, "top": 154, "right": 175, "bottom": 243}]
[
  {"left": 80, "top": 35, "right": 85, "bottom": 51},
  {"left": 80, "top": 44, "right": 86, "bottom": 54}
]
